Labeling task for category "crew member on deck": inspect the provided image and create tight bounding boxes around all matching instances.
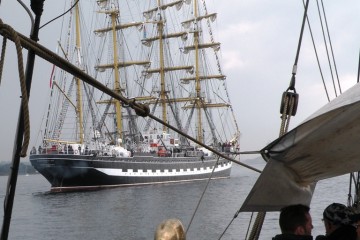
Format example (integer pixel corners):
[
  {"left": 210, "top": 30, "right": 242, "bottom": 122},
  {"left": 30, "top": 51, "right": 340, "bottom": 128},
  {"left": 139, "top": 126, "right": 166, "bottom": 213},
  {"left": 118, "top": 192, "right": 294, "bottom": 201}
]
[
  {"left": 315, "top": 203, "right": 356, "bottom": 240},
  {"left": 30, "top": 146, "right": 36, "bottom": 154}
]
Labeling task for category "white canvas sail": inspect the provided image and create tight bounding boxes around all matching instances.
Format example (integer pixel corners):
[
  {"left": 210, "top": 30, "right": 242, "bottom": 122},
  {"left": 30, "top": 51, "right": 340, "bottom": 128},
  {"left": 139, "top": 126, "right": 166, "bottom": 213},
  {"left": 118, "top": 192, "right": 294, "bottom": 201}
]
[{"left": 241, "top": 82, "right": 360, "bottom": 212}]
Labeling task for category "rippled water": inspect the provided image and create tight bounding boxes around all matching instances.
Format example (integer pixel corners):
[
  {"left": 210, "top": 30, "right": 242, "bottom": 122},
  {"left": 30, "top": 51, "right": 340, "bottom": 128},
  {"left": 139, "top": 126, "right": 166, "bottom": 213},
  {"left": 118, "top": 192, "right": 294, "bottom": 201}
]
[{"left": 0, "top": 159, "right": 350, "bottom": 239}]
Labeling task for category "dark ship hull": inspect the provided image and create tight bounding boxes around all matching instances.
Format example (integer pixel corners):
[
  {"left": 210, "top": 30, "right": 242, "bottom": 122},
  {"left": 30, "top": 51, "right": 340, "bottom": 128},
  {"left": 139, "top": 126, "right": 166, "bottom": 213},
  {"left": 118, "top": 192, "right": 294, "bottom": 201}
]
[{"left": 30, "top": 153, "right": 232, "bottom": 192}]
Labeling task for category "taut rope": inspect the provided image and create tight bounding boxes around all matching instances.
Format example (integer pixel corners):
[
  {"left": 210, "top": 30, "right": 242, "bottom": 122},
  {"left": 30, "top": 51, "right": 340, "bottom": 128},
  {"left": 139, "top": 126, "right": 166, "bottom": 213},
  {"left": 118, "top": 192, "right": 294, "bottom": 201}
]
[
  {"left": 0, "top": 34, "right": 6, "bottom": 86},
  {"left": 246, "top": 1, "right": 309, "bottom": 239}
]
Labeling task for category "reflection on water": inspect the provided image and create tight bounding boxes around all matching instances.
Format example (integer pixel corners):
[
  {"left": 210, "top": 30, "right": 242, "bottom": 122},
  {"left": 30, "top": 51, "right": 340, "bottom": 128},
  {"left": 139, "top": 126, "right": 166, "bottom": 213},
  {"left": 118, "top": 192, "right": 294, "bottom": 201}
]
[{"left": 0, "top": 158, "right": 351, "bottom": 239}]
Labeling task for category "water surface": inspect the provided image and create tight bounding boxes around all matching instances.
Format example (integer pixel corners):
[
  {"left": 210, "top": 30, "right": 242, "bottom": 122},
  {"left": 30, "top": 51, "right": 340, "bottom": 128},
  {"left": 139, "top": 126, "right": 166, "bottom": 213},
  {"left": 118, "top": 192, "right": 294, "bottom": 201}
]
[{"left": 0, "top": 159, "right": 350, "bottom": 239}]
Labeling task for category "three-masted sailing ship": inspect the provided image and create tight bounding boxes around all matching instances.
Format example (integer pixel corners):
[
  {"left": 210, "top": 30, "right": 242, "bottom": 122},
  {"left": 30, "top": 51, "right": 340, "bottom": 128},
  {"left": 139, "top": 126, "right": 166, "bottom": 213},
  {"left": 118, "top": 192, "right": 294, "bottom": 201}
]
[{"left": 29, "top": 0, "right": 240, "bottom": 191}]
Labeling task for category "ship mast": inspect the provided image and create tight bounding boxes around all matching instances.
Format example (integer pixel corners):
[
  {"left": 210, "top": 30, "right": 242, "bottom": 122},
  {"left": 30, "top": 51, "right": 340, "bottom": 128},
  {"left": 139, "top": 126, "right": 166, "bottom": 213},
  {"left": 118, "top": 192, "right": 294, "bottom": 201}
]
[
  {"left": 110, "top": 9, "right": 123, "bottom": 143},
  {"left": 141, "top": 0, "right": 235, "bottom": 146},
  {"left": 193, "top": 0, "right": 203, "bottom": 144},
  {"left": 75, "top": 2, "right": 84, "bottom": 144},
  {"left": 157, "top": 0, "right": 168, "bottom": 133},
  {"left": 181, "top": 1, "right": 234, "bottom": 145},
  {"left": 142, "top": 1, "right": 194, "bottom": 134},
  {"left": 94, "top": 2, "right": 151, "bottom": 145}
]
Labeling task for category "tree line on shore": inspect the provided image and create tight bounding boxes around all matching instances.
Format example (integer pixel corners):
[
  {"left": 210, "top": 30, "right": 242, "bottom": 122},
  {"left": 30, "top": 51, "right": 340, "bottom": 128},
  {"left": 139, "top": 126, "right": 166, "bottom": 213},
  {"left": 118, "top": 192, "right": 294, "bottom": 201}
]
[{"left": 0, "top": 162, "right": 37, "bottom": 176}]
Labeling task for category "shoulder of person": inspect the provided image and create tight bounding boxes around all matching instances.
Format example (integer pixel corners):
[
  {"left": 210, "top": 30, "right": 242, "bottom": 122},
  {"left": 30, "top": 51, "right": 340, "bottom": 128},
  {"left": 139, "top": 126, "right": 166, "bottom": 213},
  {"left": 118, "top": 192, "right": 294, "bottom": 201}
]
[
  {"left": 273, "top": 234, "right": 313, "bottom": 240},
  {"left": 327, "top": 224, "right": 357, "bottom": 240},
  {"left": 315, "top": 235, "right": 326, "bottom": 240}
]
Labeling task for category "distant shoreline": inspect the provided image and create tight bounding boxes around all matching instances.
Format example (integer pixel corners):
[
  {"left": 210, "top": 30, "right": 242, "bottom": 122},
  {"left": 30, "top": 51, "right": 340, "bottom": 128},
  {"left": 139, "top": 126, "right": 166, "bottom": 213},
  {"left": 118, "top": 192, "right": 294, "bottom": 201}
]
[{"left": 0, "top": 162, "right": 37, "bottom": 176}]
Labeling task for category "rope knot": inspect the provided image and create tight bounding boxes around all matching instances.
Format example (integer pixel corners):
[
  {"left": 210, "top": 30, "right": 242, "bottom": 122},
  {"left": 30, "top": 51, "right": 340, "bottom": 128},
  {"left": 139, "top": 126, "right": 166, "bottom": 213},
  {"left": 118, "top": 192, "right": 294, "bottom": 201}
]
[{"left": 128, "top": 99, "right": 150, "bottom": 117}]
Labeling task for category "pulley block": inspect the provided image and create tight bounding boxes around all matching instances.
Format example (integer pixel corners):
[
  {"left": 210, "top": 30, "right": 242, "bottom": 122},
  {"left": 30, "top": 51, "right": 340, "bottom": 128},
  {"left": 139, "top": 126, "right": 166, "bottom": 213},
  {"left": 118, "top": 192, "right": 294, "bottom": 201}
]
[{"left": 280, "top": 91, "right": 299, "bottom": 116}]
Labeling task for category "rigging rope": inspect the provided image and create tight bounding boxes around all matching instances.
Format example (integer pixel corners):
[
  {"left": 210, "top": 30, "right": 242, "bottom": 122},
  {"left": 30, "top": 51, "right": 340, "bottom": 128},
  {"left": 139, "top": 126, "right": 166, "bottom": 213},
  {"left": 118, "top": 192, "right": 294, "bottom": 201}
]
[
  {"left": 186, "top": 156, "right": 221, "bottom": 235},
  {"left": 200, "top": 0, "right": 241, "bottom": 138},
  {"left": 248, "top": 212, "right": 266, "bottom": 240},
  {"left": 247, "top": 1, "right": 310, "bottom": 239},
  {"left": 0, "top": 35, "right": 6, "bottom": 86},
  {"left": 17, "top": 0, "right": 35, "bottom": 31},
  {"left": 39, "top": 0, "right": 79, "bottom": 29},
  {"left": 357, "top": 49, "right": 360, "bottom": 83},
  {"left": 315, "top": 0, "right": 340, "bottom": 97},
  {"left": 0, "top": 0, "right": 45, "bottom": 236},
  {"left": 0, "top": 19, "right": 30, "bottom": 157},
  {"left": 348, "top": 174, "right": 355, "bottom": 206},
  {"left": 218, "top": 209, "right": 240, "bottom": 239},
  {"left": 319, "top": 0, "right": 341, "bottom": 94},
  {"left": 302, "top": 0, "right": 330, "bottom": 102}
]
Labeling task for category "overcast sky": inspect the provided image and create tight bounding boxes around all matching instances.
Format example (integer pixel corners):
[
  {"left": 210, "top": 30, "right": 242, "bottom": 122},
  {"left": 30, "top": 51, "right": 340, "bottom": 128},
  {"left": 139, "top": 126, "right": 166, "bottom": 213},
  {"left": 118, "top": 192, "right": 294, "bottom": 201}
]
[{"left": 0, "top": 0, "right": 359, "bottom": 162}]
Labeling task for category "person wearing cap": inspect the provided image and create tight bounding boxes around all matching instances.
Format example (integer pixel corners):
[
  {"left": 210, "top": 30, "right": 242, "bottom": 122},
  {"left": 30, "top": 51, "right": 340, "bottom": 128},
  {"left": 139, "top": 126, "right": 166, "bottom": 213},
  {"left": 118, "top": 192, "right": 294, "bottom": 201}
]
[
  {"left": 154, "top": 218, "right": 186, "bottom": 240},
  {"left": 315, "top": 203, "right": 357, "bottom": 240},
  {"left": 272, "top": 204, "right": 313, "bottom": 240}
]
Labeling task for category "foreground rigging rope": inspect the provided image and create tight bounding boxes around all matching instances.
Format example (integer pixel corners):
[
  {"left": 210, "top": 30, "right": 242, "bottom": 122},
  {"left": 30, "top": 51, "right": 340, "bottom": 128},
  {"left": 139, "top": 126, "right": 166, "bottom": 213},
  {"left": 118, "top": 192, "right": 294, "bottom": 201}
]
[
  {"left": 1, "top": 1, "right": 45, "bottom": 238},
  {"left": 186, "top": 156, "right": 221, "bottom": 235},
  {"left": 0, "top": 19, "right": 30, "bottom": 157},
  {"left": 246, "top": 1, "right": 310, "bottom": 239}
]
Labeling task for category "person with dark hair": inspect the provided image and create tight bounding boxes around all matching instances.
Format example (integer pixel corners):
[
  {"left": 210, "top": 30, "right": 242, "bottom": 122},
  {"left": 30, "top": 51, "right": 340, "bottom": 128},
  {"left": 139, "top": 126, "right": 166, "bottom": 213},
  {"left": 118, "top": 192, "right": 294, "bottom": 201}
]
[
  {"left": 273, "top": 204, "right": 313, "bottom": 240},
  {"left": 315, "top": 203, "right": 357, "bottom": 240}
]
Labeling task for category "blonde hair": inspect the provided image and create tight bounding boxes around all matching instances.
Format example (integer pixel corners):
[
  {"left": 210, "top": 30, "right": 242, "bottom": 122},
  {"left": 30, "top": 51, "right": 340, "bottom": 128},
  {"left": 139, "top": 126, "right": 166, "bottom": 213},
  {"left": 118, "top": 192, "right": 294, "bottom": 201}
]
[{"left": 154, "top": 218, "right": 186, "bottom": 240}]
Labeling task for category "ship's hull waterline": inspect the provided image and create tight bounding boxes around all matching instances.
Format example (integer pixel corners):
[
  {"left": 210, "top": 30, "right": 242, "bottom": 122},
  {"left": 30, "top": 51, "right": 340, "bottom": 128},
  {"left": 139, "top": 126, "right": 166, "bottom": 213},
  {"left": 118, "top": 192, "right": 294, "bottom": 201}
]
[{"left": 30, "top": 154, "right": 232, "bottom": 192}]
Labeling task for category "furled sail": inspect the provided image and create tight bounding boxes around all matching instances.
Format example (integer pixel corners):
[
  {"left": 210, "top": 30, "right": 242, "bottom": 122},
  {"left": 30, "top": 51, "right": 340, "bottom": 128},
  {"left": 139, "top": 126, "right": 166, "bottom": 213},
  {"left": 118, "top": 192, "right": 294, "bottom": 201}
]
[{"left": 241, "top": 82, "right": 360, "bottom": 212}]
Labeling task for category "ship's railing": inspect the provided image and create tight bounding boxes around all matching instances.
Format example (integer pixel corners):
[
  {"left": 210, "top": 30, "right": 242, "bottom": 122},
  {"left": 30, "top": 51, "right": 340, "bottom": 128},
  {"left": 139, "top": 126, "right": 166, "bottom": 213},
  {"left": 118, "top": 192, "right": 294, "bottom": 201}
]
[
  {"left": 30, "top": 146, "right": 82, "bottom": 155},
  {"left": 29, "top": 144, "right": 236, "bottom": 158}
]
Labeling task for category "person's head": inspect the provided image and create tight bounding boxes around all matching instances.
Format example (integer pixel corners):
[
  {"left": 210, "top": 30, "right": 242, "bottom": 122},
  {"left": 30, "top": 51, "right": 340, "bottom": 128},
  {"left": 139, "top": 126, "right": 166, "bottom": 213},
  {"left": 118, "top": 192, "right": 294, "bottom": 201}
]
[
  {"left": 322, "top": 203, "right": 352, "bottom": 235},
  {"left": 279, "top": 204, "right": 313, "bottom": 235},
  {"left": 154, "top": 218, "right": 186, "bottom": 240}
]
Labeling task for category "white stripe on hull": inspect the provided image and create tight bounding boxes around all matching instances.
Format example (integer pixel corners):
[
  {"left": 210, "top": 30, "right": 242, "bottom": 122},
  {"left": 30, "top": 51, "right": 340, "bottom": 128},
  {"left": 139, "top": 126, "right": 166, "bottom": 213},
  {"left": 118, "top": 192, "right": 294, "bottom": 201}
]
[{"left": 95, "top": 162, "right": 232, "bottom": 177}]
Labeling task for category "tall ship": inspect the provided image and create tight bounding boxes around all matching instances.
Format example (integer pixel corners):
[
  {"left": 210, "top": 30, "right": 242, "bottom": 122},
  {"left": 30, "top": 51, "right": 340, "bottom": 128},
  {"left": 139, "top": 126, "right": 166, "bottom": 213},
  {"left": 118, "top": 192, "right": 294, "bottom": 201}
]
[{"left": 29, "top": 0, "right": 240, "bottom": 192}]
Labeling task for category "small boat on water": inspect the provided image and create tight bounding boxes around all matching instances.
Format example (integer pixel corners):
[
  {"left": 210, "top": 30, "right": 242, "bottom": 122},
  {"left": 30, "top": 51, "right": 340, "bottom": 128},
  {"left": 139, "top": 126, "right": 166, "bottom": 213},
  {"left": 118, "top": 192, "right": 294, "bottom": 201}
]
[{"left": 27, "top": 0, "right": 240, "bottom": 192}]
